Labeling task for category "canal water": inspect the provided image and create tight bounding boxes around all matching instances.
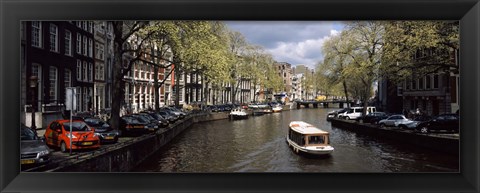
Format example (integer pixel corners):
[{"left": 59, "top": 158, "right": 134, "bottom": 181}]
[{"left": 132, "top": 108, "right": 459, "bottom": 172}]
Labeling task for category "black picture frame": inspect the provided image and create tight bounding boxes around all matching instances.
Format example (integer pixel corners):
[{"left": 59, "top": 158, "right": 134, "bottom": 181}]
[{"left": 1, "top": 0, "right": 479, "bottom": 192}]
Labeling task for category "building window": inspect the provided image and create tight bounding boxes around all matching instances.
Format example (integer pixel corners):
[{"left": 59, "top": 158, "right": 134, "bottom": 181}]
[
  {"left": 31, "top": 21, "right": 42, "bottom": 48},
  {"left": 76, "top": 21, "right": 82, "bottom": 28},
  {"left": 83, "top": 21, "right": 87, "bottom": 31},
  {"left": 418, "top": 77, "right": 424, "bottom": 90},
  {"left": 88, "top": 38, "right": 93, "bottom": 57},
  {"left": 83, "top": 61, "right": 88, "bottom": 81},
  {"left": 49, "top": 66, "right": 58, "bottom": 102},
  {"left": 95, "top": 63, "right": 104, "bottom": 81},
  {"left": 88, "top": 21, "right": 93, "bottom": 33},
  {"left": 425, "top": 75, "right": 431, "bottom": 89},
  {"left": 83, "top": 36, "right": 87, "bottom": 56},
  {"left": 83, "top": 87, "right": 88, "bottom": 111},
  {"left": 411, "top": 77, "right": 417, "bottom": 90},
  {"left": 65, "top": 30, "right": 72, "bottom": 56},
  {"left": 65, "top": 69, "right": 71, "bottom": 88},
  {"left": 89, "top": 63, "right": 93, "bottom": 82},
  {"left": 76, "top": 86, "right": 81, "bottom": 111},
  {"left": 433, "top": 74, "right": 439, "bottom": 89},
  {"left": 76, "top": 33, "right": 81, "bottom": 54},
  {"left": 99, "top": 64, "right": 104, "bottom": 81},
  {"left": 95, "top": 43, "right": 104, "bottom": 60},
  {"left": 77, "top": 60, "right": 82, "bottom": 81},
  {"left": 49, "top": 24, "right": 58, "bottom": 52}
]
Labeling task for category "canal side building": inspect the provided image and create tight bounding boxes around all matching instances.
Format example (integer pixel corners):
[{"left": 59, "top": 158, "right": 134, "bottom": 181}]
[
  {"left": 274, "top": 62, "right": 293, "bottom": 99},
  {"left": 23, "top": 21, "right": 95, "bottom": 129}
]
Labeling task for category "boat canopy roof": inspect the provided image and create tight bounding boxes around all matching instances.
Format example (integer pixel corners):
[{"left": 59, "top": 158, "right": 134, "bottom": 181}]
[{"left": 289, "top": 121, "right": 329, "bottom": 135}]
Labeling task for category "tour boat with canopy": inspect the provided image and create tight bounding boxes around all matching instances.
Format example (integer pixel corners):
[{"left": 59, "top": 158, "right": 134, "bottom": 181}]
[{"left": 287, "top": 121, "right": 334, "bottom": 155}]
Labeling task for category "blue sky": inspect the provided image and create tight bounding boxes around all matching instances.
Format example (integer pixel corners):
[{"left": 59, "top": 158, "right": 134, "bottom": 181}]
[{"left": 226, "top": 21, "right": 345, "bottom": 70}]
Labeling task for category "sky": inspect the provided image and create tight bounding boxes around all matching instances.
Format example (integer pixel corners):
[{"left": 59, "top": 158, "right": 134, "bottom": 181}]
[{"left": 226, "top": 21, "right": 345, "bottom": 70}]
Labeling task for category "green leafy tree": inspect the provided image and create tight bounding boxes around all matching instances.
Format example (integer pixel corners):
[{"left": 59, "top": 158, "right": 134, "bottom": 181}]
[{"left": 381, "top": 21, "right": 459, "bottom": 83}]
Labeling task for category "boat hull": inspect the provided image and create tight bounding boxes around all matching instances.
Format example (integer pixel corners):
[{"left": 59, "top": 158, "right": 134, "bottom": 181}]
[
  {"left": 286, "top": 138, "right": 334, "bottom": 155},
  {"left": 229, "top": 114, "right": 248, "bottom": 120}
]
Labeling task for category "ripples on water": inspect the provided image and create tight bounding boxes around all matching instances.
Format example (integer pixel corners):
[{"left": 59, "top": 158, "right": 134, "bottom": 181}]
[{"left": 132, "top": 108, "right": 459, "bottom": 173}]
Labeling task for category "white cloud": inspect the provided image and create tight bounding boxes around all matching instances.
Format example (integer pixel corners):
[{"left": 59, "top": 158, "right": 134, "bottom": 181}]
[
  {"left": 267, "top": 29, "right": 341, "bottom": 70},
  {"left": 226, "top": 21, "right": 344, "bottom": 70}
]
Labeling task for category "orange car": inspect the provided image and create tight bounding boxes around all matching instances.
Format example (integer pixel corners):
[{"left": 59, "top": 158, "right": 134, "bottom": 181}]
[{"left": 44, "top": 120, "right": 100, "bottom": 152}]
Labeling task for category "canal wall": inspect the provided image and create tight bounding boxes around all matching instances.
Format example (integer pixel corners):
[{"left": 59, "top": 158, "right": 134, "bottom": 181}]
[
  {"left": 49, "top": 113, "right": 229, "bottom": 172},
  {"left": 330, "top": 119, "right": 459, "bottom": 155}
]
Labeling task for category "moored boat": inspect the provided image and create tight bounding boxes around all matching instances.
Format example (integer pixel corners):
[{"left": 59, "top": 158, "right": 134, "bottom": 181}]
[
  {"left": 286, "top": 121, "right": 334, "bottom": 155},
  {"left": 229, "top": 108, "right": 249, "bottom": 120},
  {"left": 272, "top": 105, "right": 282, "bottom": 112}
]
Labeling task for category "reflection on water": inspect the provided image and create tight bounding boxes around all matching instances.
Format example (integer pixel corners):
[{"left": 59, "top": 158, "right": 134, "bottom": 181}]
[{"left": 132, "top": 108, "right": 459, "bottom": 172}]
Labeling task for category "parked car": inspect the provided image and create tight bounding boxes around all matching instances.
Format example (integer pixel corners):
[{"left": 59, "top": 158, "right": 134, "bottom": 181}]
[
  {"left": 117, "top": 116, "right": 148, "bottom": 136},
  {"left": 44, "top": 120, "right": 100, "bottom": 152},
  {"left": 415, "top": 114, "right": 459, "bottom": 133},
  {"left": 378, "top": 115, "right": 413, "bottom": 127},
  {"left": 130, "top": 114, "right": 159, "bottom": 132},
  {"left": 83, "top": 117, "right": 119, "bottom": 144},
  {"left": 21, "top": 124, "right": 51, "bottom": 166},
  {"left": 361, "top": 112, "right": 389, "bottom": 124},
  {"left": 401, "top": 115, "right": 432, "bottom": 130},
  {"left": 157, "top": 110, "right": 178, "bottom": 123},
  {"left": 339, "top": 106, "right": 376, "bottom": 120},
  {"left": 326, "top": 108, "right": 348, "bottom": 121},
  {"left": 141, "top": 112, "right": 169, "bottom": 127},
  {"left": 164, "top": 107, "right": 186, "bottom": 119}
]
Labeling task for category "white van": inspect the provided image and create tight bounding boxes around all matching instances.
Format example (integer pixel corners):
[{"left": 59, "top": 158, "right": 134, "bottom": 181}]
[{"left": 338, "top": 106, "right": 376, "bottom": 120}]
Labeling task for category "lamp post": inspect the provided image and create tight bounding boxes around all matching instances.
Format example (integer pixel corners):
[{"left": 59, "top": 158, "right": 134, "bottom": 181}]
[{"left": 29, "top": 76, "right": 38, "bottom": 130}]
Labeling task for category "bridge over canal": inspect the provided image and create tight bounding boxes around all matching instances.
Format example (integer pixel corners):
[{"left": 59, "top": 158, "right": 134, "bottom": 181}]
[{"left": 295, "top": 100, "right": 354, "bottom": 109}]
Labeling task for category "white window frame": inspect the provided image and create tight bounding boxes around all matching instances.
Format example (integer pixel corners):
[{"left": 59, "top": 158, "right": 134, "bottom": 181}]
[
  {"left": 65, "top": 69, "right": 71, "bottom": 88},
  {"left": 95, "top": 43, "right": 104, "bottom": 60},
  {"left": 31, "top": 21, "right": 42, "bottom": 48},
  {"left": 83, "top": 87, "right": 88, "bottom": 111},
  {"left": 88, "top": 38, "right": 93, "bottom": 57},
  {"left": 49, "top": 24, "right": 58, "bottom": 52},
  {"left": 76, "top": 33, "right": 81, "bottom": 54},
  {"left": 88, "top": 21, "right": 93, "bottom": 33},
  {"left": 83, "top": 36, "right": 87, "bottom": 56},
  {"left": 65, "top": 30, "right": 72, "bottom": 56},
  {"left": 76, "top": 60, "right": 82, "bottom": 81},
  {"left": 76, "top": 21, "right": 82, "bottom": 28},
  {"left": 83, "top": 21, "right": 87, "bottom": 31},
  {"left": 49, "top": 66, "right": 58, "bottom": 102},
  {"left": 89, "top": 63, "right": 93, "bottom": 82},
  {"left": 83, "top": 61, "right": 88, "bottom": 81},
  {"left": 76, "top": 86, "right": 82, "bottom": 111}
]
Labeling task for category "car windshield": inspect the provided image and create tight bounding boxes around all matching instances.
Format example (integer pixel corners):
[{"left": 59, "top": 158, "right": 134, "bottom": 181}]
[
  {"left": 140, "top": 114, "right": 155, "bottom": 121},
  {"left": 84, "top": 118, "right": 106, "bottom": 126},
  {"left": 21, "top": 127, "right": 37, "bottom": 140},
  {"left": 132, "top": 115, "right": 150, "bottom": 123},
  {"left": 123, "top": 117, "right": 141, "bottom": 124},
  {"left": 150, "top": 113, "right": 163, "bottom": 120},
  {"left": 63, "top": 122, "right": 91, "bottom": 132}
]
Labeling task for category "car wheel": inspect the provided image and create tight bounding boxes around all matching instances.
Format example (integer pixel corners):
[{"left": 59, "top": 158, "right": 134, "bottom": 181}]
[
  {"left": 400, "top": 125, "right": 408, "bottom": 130},
  {"left": 420, "top": 127, "right": 429, "bottom": 133},
  {"left": 60, "top": 141, "right": 67, "bottom": 153},
  {"left": 380, "top": 123, "right": 386, "bottom": 128},
  {"left": 345, "top": 116, "right": 350, "bottom": 120}
]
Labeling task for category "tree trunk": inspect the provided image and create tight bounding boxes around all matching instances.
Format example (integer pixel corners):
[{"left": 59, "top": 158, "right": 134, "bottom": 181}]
[
  {"left": 174, "top": 64, "right": 180, "bottom": 107},
  {"left": 153, "top": 62, "right": 159, "bottom": 110},
  {"left": 110, "top": 21, "right": 124, "bottom": 131},
  {"left": 342, "top": 80, "right": 350, "bottom": 108}
]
